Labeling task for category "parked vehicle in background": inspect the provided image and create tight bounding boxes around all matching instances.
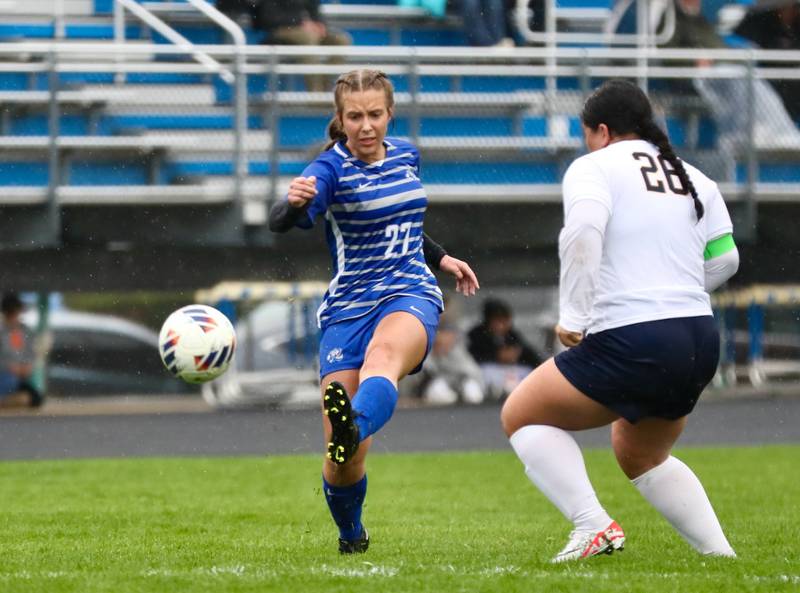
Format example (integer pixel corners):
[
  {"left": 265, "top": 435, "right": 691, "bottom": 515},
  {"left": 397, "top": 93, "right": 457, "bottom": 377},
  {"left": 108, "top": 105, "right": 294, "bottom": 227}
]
[{"left": 21, "top": 308, "right": 192, "bottom": 396}]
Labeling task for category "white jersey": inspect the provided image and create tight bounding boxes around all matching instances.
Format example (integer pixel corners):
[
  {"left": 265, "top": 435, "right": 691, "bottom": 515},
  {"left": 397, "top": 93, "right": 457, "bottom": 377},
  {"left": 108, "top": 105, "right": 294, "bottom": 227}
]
[{"left": 559, "top": 139, "right": 733, "bottom": 335}]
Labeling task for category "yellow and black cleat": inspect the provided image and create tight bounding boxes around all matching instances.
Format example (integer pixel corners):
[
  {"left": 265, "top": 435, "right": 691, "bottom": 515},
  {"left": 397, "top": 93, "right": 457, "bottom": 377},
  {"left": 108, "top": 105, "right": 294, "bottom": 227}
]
[{"left": 323, "top": 381, "right": 360, "bottom": 465}]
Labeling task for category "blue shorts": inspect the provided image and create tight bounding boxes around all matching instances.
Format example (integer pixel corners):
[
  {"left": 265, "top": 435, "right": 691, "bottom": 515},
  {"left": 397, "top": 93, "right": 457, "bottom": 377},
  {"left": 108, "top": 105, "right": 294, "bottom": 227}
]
[
  {"left": 318, "top": 296, "right": 440, "bottom": 380},
  {"left": 554, "top": 316, "right": 720, "bottom": 424}
]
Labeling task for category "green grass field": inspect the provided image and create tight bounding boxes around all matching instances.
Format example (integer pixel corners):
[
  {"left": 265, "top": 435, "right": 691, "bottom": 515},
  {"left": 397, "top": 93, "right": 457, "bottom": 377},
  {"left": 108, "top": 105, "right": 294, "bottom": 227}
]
[{"left": 1, "top": 446, "right": 798, "bottom": 593}]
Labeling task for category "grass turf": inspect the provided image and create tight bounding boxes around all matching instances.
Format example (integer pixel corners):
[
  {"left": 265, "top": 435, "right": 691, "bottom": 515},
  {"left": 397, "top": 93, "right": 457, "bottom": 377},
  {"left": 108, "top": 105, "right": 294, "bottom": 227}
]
[{"left": 0, "top": 446, "right": 798, "bottom": 592}]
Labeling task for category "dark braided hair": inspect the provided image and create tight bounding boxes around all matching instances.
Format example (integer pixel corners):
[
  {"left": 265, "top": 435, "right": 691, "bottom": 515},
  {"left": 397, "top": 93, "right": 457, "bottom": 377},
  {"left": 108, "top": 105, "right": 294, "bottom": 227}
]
[
  {"left": 581, "top": 79, "right": 703, "bottom": 221},
  {"left": 323, "top": 69, "right": 395, "bottom": 151}
]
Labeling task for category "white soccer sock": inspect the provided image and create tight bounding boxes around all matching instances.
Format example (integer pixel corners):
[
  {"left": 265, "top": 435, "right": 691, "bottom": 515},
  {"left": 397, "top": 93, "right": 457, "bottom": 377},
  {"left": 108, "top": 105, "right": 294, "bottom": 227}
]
[
  {"left": 510, "top": 425, "right": 612, "bottom": 532},
  {"left": 632, "top": 455, "right": 736, "bottom": 556}
]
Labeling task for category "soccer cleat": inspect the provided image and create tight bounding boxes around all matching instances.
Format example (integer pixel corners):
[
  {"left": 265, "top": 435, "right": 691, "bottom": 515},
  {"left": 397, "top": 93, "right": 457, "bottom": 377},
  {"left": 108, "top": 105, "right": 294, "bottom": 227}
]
[
  {"left": 323, "top": 381, "right": 360, "bottom": 465},
  {"left": 338, "top": 527, "right": 369, "bottom": 554},
  {"left": 551, "top": 520, "right": 625, "bottom": 563}
]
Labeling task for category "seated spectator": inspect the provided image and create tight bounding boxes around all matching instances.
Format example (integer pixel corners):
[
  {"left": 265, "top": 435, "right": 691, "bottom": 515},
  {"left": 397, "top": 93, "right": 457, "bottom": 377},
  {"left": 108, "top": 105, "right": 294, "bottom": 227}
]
[
  {"left": 661, "top": 0, "right": 727, "bottom": 52},
  {"left": 656, "top": 0, "right": 800, "bottom": 150},
  {"left": 417, "top": 314, "right": 486, "bottom": 406},
  {"left": 734, "top": 0, "right": 800, "bottom": 122},
  {"left": 255, "top": 0, "right": 350, "bottom": 92},
  {"left": 459, "top": 0, "right": 515, "bottom": 47},
  {"left": 467, "top": 298, "right": 539, "bottom": 399},
  {"left": 0, "top": 293, "right": 43, "bottom": 408},
  {"left": 215, "top": 0, "right": 260, "bottom": 28}
]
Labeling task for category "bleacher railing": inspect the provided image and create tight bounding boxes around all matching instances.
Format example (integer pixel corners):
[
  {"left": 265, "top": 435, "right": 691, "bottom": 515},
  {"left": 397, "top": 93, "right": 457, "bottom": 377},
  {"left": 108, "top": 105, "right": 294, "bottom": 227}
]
[
  {"left": 513, "top": 0, "right": 676, "bottom": 47},
  {"left": 3, "top": 43, "right": 800, "bottom": 240}
]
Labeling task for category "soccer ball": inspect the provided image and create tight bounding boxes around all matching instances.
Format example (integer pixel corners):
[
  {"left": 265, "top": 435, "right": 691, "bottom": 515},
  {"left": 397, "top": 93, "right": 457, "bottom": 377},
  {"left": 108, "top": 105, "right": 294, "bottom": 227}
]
[{"left": 158, "top": 304, "right": 236, "bottom": 384}]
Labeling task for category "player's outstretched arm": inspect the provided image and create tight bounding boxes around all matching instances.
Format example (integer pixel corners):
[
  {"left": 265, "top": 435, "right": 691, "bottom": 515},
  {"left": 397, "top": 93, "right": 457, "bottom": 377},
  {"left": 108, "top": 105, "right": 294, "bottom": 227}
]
[{"left": 268, "top": 176, "right": 317, "bottom": 233}]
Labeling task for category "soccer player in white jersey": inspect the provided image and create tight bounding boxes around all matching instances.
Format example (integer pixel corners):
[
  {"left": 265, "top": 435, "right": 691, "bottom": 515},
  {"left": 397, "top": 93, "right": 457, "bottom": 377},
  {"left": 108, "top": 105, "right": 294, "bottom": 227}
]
[
  {"left": 501, "top": 79, "right": 740, "bottom": 562},
  {"left": 268, "top": 69, "right": 479, "bottom": 554}
]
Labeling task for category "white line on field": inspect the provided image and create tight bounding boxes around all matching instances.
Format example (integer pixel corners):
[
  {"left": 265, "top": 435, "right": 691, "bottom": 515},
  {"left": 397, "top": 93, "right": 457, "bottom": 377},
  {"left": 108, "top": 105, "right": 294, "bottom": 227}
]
[
  {"left": 313, "top": 562, "right": 400, "bottom": 577},
  {"left": 1, "top": 567, "right": 794, "bottom": 584}
]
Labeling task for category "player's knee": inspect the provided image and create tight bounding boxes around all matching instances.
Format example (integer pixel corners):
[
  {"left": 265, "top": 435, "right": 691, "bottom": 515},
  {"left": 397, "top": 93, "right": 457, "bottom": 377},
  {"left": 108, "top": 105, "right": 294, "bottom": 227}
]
[
  {"left": 500, "top": 399, "right": 521, "bottom": 437},
  {"left": 613, "top": 445, "right": 666, "bottom": 480}
]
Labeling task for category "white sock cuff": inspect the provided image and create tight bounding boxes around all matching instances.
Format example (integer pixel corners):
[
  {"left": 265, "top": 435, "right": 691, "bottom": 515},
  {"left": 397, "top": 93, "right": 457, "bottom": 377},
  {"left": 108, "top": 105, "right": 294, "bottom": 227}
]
[
  {"left": 509, "top": 424, "right": 564, "bottom": 446},
  {"left": 631, "top": 455, "right": 681, "bottom": 487}
]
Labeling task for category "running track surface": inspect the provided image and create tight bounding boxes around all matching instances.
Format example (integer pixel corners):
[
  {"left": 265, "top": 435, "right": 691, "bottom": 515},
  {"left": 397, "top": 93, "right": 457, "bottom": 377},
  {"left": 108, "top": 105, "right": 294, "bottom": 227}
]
[{"left": 1, "top": 396, "right": 799, "bottom": 460}]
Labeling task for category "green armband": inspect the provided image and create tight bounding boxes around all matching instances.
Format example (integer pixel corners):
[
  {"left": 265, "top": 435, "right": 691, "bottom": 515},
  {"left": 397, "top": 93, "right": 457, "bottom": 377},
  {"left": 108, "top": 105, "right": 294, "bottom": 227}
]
[{"left": 703, "top": 233, "right": 736, "bottom": 261}]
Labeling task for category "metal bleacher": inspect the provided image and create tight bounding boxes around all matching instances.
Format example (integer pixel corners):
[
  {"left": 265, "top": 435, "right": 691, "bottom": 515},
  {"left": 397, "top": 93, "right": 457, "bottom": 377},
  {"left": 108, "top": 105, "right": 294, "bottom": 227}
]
[{"left": 1, "top": 0, "right": 799, "bottom": 256}]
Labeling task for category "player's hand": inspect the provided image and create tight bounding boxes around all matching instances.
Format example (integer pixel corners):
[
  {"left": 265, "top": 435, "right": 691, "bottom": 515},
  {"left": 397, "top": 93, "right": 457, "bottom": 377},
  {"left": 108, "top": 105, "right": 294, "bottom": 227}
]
[
  {"left": 439, "top": 255, "right": 479, "bottom": 296},
  {"left": 287, "top": 176, "right": 317, "bottom": 208},
  {"left": 555, "top": 324, "right": 583, "bottom": 348}
]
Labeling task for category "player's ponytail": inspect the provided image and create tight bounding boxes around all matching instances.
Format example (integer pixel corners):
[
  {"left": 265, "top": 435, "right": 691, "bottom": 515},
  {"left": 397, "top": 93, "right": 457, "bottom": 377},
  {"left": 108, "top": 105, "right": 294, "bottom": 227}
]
[
  {"left": 323, "top": 69, "right": 395, "bottom": 151},
  {"left": 325, "top": 116, "right": 348, "bottom": 150},
  {"left": 581, "top": 78, "right": 703, "bottom": 221},
  {"left": 637, "top": 119, "right": 703, "bottom": 221}
]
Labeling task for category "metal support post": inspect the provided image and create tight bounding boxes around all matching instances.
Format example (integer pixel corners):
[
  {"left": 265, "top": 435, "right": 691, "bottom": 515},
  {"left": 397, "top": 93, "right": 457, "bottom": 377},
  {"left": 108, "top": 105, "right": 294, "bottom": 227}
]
[
  {"left": 47, "top": 50, "right": 61, "bottom": 245},
  {"left": 743, "top": 52, "right": 758, "bottom": 242},
  {"left": 113, "top": 0, "right": 126, "bottom": 83},
  {"left": 268, "top": 53, "right": 280, "bottom": 209},
  {"left": 408, "top": 49, "right": 420, "bottom": 146},
  {"left": 747, "top": 301, "right": 764, "bottom": 386},
  {"left": 233, "top": 45, "right": 247, "bottom": 215},
  {"left": 54, "top": 0, "right": 66, "bottom": 39}
]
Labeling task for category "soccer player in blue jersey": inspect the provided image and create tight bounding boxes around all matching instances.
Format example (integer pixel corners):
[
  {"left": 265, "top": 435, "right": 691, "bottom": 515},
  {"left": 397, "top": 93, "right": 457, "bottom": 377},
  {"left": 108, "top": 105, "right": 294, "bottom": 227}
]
[{"left": 268, "top": 68, "right": 479, "bottom": 554}]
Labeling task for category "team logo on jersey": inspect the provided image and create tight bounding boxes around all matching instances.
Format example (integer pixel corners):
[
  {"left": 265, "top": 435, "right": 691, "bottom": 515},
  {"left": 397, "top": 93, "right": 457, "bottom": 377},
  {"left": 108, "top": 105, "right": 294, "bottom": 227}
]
[{"left": 326, "top": 347, "right": 344, "bottom": 364}]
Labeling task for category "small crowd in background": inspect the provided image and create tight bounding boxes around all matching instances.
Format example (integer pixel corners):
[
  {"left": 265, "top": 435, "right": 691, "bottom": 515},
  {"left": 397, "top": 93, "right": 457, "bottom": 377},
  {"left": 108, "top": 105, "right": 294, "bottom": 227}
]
[
  {"left": 213, "top": 0, "right": 800, "bottom": 141},
  {"left": 214, "top": 0, "right": 545, "bottom": 50},
  {"left": 650, "top": 0, "right": 800, "bottom": 149},
  {"left": 402, "top": 296, "right": 542, "bottom": 406}
]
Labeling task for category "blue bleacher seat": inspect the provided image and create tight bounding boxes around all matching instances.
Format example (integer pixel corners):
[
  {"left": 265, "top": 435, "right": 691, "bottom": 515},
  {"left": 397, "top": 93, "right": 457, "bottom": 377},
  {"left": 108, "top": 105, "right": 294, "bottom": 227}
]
[{"left": 0, "top": 162, "right": 49, "bottom": 186}]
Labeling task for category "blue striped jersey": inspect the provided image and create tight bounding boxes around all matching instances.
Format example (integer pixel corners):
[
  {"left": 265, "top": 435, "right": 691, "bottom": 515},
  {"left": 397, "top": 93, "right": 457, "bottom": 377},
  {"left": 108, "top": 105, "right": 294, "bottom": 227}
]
[{"left": 293, "top": 137, "right": 444, "bottom": 329}]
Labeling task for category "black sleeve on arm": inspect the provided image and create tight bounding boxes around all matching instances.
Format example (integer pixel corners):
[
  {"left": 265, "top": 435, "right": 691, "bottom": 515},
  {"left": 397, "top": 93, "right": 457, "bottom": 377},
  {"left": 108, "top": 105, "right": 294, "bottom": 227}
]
[
  {"left": 268, "top": 199, "right": 310, "bottom": 233},
  {"left": 423, "top": 232, "right": 448, "bottom": 270}
]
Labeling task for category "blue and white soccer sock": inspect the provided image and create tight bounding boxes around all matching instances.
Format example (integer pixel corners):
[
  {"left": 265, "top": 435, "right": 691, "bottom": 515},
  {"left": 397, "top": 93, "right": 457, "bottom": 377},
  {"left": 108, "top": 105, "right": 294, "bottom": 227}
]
[
  {"left": 351, "top": 376, "right": 398, "bottom": 440},
  {"left": 632, "top": 456, "right": 736, "bottom": 556},
  {"left": 510, "top": 425, "right": 612, "bottom": 533},
  {"left": 323, "top": 474, "right": 367, "bottom": 541}
]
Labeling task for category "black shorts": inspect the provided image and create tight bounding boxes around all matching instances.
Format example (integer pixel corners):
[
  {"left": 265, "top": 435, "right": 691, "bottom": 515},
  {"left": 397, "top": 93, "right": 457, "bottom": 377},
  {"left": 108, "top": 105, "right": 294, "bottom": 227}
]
[{"left": 554, "top": 316, "right": 720, "bottom": 423}]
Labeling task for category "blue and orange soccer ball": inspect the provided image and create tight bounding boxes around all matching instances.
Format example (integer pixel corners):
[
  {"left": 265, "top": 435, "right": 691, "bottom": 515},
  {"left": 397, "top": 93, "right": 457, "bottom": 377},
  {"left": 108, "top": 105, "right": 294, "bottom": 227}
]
[{"left": 158, "top": 304, "right": 236, "bottom": 384}]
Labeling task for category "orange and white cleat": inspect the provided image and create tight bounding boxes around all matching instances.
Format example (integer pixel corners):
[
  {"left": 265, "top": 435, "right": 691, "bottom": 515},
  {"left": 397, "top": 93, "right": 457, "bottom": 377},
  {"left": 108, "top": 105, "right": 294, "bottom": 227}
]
[{"left": 551, "top": 520, "right": 626, "bottom": 563}]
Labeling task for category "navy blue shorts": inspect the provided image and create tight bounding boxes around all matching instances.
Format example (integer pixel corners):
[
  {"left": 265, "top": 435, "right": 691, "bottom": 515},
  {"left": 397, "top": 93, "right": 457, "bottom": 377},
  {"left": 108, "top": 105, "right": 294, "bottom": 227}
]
[
  {"left": 318, "top": 296, "right": 440, "bottom": 380},
  {"left": 554, "top": 316, "right": 720, "bottom": 423}
]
